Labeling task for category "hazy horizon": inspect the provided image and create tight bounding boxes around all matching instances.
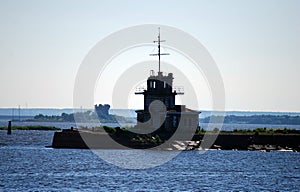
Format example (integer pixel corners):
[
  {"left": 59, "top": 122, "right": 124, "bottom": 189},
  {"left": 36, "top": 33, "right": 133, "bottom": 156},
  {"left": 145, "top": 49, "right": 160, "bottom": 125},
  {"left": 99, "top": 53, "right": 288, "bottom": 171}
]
[{"left": 1, "top": 107, "right": 300, "bottom": 114}]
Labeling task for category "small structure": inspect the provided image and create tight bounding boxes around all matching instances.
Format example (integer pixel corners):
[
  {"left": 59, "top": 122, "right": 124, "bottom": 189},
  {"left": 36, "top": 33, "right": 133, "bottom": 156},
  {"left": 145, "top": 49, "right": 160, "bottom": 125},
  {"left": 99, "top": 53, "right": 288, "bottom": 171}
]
[
  {"left": 135, "top": 28, "right": 200, "bottom": 131},
  {"left": 94, "top": 104, "right": 110, "bottom": 119}
]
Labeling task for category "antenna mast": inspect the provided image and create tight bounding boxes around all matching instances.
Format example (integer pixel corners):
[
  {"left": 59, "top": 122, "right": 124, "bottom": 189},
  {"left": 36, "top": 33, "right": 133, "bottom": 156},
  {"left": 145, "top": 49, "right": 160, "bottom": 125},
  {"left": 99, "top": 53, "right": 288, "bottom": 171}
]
[{"left": 150, "top": 27, "right": 169, "bottom": 73}]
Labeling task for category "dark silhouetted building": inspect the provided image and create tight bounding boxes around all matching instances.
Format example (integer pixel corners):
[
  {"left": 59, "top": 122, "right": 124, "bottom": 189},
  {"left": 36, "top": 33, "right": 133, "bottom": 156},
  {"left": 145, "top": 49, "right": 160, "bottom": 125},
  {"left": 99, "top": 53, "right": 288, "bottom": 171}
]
[
  {"left": 95, "top": 104, "right": 110, "bottom": 119},
  {"left": 135, "top": 29, "right": 200, "bottom": 131}
]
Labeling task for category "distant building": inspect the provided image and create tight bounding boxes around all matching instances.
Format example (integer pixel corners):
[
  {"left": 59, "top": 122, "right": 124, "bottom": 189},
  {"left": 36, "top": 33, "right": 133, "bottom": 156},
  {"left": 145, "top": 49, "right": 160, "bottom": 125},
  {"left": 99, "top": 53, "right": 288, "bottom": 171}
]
[
  {"left": 135, "top": 29, "right": 200, "bottom": 131},
  {"left": 95, "top": 104, "right": 110, "bottom": 119}
]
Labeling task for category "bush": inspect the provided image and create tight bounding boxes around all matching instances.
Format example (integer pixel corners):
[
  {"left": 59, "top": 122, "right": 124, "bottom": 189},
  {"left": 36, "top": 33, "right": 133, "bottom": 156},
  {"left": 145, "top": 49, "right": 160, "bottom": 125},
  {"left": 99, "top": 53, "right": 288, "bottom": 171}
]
[
  {"left": 103, "top": 126, "right": 116, "bottom": 134},
  {"left": 213, "top": 128, "right": 220, "bottom": 133}
]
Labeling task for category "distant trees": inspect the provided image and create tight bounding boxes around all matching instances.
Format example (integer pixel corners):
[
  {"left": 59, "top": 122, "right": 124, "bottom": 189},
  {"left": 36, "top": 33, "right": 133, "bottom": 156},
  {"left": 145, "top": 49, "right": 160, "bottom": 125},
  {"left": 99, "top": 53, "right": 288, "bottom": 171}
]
[
  {"left": 232, "top": 127, "right": 300, "bottom": 134},
  {"left": 32, "top": 110, "right": 125, "bottom": 123},
  {"left": 201, "top": 115, "right": 300, "bottom": 125},
  {"left": 33, "top": 113, "right": 74, "bottom": 122},
  {"left": 0, "top": 125, "right": 60, "bottom": 130}
]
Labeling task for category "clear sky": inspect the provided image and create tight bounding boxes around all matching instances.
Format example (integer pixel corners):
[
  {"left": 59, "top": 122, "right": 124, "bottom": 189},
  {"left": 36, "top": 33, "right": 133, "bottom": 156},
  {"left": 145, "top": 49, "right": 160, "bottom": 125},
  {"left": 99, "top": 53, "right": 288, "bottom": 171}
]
[{"left": 0, "top": 0, "right": 299, "bottom": 112}]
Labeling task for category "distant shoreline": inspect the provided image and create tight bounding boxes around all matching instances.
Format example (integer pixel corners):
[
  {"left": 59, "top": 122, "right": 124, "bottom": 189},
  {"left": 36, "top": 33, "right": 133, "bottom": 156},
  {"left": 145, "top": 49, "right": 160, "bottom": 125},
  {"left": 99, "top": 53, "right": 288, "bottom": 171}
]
[
  {"left": 0, "top": 125, "right": 60, "bottom": 131},
  {"left": 2, "top": 113, "right": 300, "bottom": 126}
]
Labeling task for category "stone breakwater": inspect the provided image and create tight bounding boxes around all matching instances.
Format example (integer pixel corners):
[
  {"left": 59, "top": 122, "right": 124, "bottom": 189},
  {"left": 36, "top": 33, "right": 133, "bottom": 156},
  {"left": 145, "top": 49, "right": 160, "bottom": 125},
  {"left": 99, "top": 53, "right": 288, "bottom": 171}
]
[
  {"left": 191, "top": 133, "right": 300, "bottom": 151},
  {"left": 51, "top": 129, "right": 300, "bottom": 151}
]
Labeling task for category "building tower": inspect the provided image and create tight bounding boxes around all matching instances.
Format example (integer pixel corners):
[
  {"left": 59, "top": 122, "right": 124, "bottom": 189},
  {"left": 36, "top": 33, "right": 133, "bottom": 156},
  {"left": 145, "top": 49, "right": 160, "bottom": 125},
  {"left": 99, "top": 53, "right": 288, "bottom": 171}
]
[{"left": 135, "top": 29, "right": 200, "bottom": 131}]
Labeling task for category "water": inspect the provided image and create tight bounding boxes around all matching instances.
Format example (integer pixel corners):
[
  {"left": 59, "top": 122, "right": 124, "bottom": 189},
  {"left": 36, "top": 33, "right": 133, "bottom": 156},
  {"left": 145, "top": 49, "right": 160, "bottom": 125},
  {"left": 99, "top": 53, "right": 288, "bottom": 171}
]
[
  {"left": 0, "top": 131, "right": 300, "bottom": 191},
  {"left": 1, "top": 108, "right": 300, "bottom": 131}
]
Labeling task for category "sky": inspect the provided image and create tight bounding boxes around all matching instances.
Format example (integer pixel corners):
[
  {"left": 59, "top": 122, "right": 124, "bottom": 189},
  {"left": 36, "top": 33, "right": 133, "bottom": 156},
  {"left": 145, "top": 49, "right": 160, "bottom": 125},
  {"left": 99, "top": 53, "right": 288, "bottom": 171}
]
[{"left": 0, "top": 0, "right": 299, "bottom": 112}]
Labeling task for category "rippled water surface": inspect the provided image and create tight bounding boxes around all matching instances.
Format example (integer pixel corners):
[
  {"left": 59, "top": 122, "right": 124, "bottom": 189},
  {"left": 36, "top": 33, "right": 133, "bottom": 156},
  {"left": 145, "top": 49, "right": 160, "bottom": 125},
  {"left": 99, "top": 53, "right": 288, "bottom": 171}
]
[{"left": 0, "top": 130, "right": 300, "bottom": 191}]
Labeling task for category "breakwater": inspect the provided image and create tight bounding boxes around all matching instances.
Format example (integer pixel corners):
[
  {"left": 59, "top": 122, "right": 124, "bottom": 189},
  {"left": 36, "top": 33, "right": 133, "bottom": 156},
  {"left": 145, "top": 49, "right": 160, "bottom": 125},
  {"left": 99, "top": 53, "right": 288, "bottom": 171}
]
[
  {"left": 192, "top": 133, "right": 300, "bottom": 151},
  {"left": 51, "top": 129, "right": 300, "bottom": 151}
]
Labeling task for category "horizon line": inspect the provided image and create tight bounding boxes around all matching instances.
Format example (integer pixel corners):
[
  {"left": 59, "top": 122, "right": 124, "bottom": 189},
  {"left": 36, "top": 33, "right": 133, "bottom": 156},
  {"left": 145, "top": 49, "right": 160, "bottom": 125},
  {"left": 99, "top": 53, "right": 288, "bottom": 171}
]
[{"left": 0, "top": 107, "right": 300, "bottom": 114}]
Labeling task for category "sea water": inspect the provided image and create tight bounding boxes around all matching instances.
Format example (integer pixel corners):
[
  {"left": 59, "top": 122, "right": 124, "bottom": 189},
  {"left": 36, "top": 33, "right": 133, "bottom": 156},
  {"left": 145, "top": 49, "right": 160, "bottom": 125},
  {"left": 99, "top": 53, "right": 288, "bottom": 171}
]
[{"left": 0, "top": 130, "right": 300, "bottom": 191}]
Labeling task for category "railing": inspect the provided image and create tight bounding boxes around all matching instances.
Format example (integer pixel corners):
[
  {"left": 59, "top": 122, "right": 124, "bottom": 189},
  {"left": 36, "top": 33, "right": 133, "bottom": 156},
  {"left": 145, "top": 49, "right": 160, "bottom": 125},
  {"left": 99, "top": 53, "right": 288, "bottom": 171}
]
[
  {"left": 173, "top": 86, "right": 184, "bottom": 94},
  {"left": 135, "top": 87, "right": 146, "bottom": 93},
  {"left": 135, "top": 86, "right": 184, "bottom": 94}
]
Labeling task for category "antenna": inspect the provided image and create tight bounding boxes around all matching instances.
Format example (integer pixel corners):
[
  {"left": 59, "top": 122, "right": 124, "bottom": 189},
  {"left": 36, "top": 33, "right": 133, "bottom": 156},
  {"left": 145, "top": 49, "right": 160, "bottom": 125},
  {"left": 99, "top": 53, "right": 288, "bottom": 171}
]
[{"left": 149, "top": 27, "right": 169, "bottom": 73}]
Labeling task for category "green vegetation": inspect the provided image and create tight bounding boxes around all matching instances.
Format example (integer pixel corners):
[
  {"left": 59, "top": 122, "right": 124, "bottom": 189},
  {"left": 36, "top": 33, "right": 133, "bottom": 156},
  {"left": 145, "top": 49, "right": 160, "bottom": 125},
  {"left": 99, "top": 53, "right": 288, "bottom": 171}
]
[
  {"left": 213, "top": 128, "right": 220, "bottom": 133},
  {"left": 131, "top": 134, "right": 162, "bottom": 144},
  {"left": 196, "top": 126, "right": 206, "bottom": 134},
  {"left": 103, "top": 126, "right": 117, "bottom": 134},
  {"left": 0, "top": 125, "right": 60, "bottom": 131},
  {"left": 33, "top": 113, "right": 75, "bottom": 122},
  {"left": 232, "top": 127, "right": 300, "bottom": 134},
  {"left": 29, "top": 111, "right": 128, "bottom": 123}
]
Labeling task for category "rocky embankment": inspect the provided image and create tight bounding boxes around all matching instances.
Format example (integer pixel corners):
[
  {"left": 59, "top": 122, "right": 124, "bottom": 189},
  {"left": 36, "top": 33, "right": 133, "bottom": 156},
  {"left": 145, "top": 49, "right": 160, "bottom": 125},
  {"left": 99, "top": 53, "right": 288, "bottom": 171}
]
[{"left": 191, "top": 133, "right": 300, "bottom": 151}]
